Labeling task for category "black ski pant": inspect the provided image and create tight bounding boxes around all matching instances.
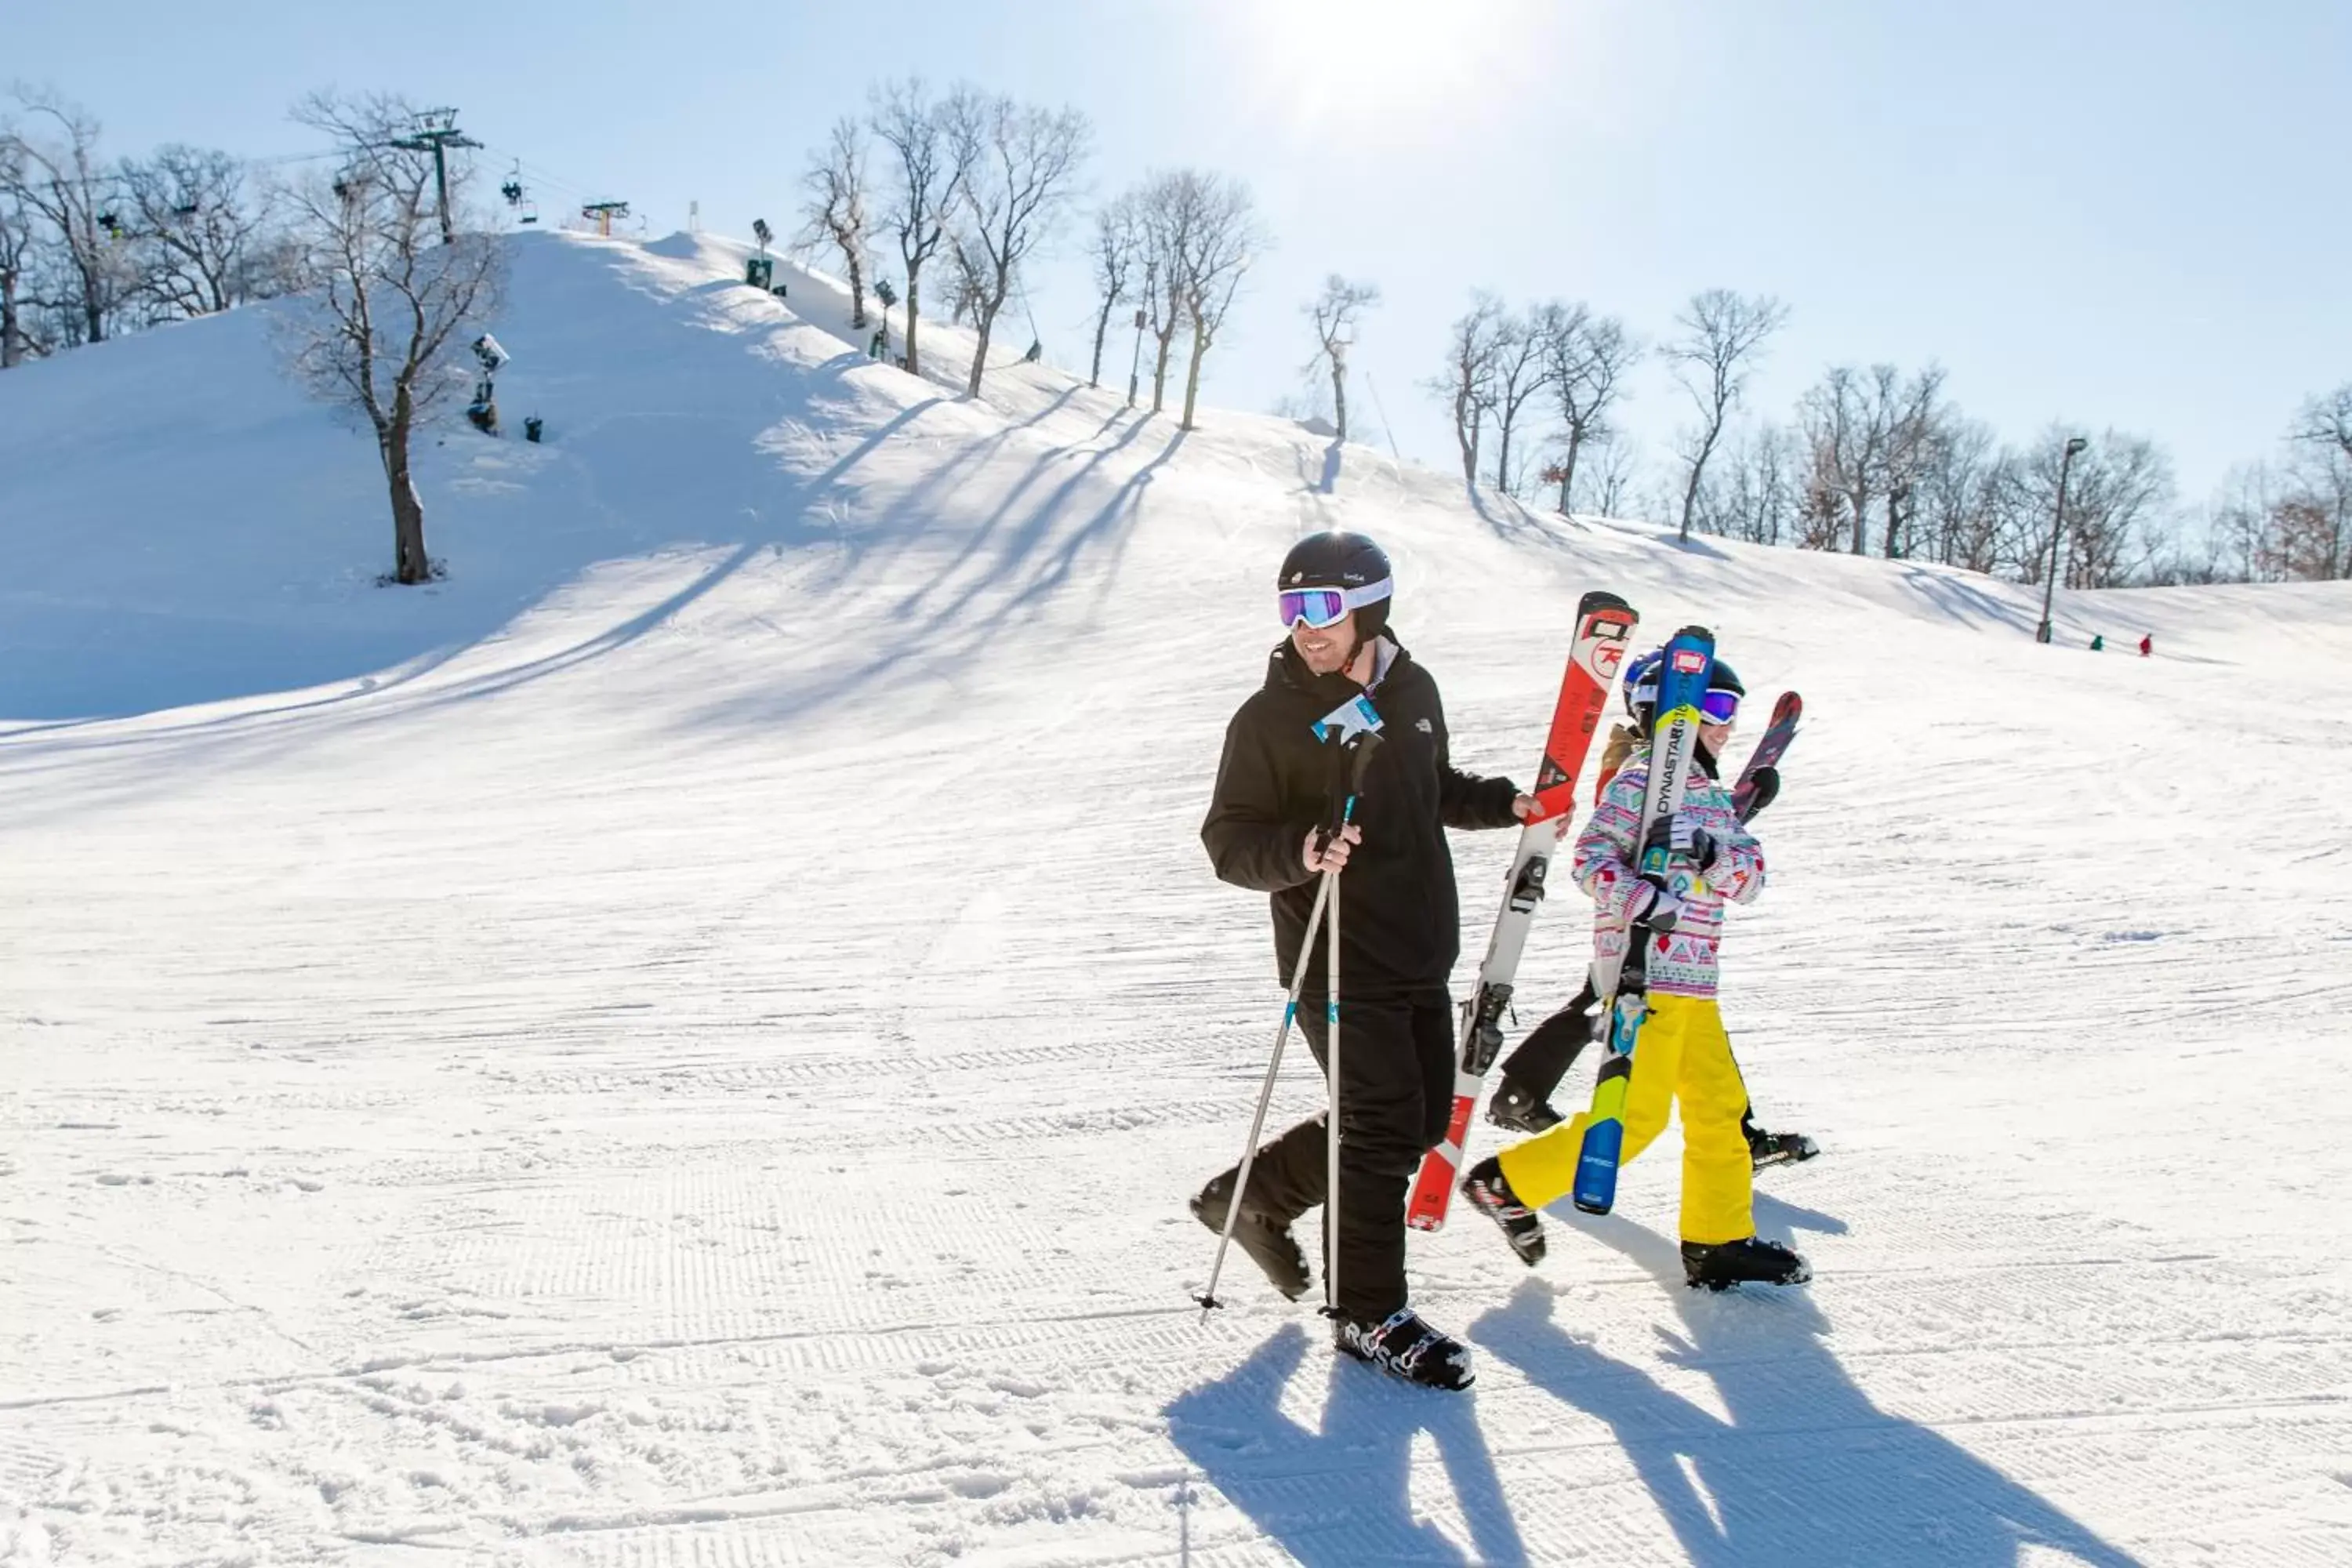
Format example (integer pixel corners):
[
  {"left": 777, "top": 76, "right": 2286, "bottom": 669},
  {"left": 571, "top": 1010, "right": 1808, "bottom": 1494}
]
[
  {"left": 1500, "top": 978, "right": 1759, "bottom": 1135},
  {"left": 1497, "top": 978, "right": 1601, "bottom": 1103},
  {"left": 1218, "top": 988, "right": 1452, "bottom": 1325}
]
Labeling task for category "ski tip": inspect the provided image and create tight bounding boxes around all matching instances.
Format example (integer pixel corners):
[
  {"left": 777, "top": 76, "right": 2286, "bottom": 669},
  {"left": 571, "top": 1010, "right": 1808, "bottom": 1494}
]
[{"left": 1575, "top": 588, "right": 1635, "bottom": 618}]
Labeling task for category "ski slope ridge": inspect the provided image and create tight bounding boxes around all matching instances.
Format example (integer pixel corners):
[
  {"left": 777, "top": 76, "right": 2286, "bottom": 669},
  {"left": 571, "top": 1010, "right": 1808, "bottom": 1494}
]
[{"left": 2, "top": 230, "right": 2349, "bottom": 1566}]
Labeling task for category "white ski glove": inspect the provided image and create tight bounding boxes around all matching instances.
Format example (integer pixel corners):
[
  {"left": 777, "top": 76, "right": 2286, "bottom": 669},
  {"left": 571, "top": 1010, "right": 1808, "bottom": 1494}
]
[
  {"left": 1624, "top": 875, "right": 1684, "bottom": 931},
  {"left": 1646, "top": 811, "right": 1725, "bottom": 877}
]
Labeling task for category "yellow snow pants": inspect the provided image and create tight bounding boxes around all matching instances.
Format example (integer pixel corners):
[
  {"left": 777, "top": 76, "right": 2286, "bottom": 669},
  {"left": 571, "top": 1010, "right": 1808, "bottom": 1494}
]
[{"left": 1495, "top": 992, "right": 1755, "bottom": 1246}]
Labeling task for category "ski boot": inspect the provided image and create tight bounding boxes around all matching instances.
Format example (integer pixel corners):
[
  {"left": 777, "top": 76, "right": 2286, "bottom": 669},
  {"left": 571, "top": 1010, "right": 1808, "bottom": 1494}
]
[
  {"left": 1748, "top": 1127, "right": 1820, "bottom": 1171},
  {"left": 1190, "top": 1172, "right": 1309, "bottom": 1301},
  {"left": 1460, "top": 1156, "right": 1545, "bottom": 1265},
  {"left": 1333, "top": 1307, "right": 1475, "bottom": 1391},
  {"left": 1680, "top": 1236, "right": 1811, "bottom": 1291},
  {"left": 1486, "top": 1078, "right": 1564, "bottom": 1134}
]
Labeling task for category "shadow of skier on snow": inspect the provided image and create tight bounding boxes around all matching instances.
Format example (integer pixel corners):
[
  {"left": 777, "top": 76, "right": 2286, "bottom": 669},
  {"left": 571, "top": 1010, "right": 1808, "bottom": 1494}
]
[
  {"left": 1471, "top": 1207, "right": 2145, "bottom": 1568},
  {"left": 1165, "top": 1321, "right": 1530, "bottom": 1566}
]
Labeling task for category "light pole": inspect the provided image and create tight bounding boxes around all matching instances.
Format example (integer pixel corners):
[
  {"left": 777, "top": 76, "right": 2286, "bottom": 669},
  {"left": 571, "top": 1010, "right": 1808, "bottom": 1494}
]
[
  {"left": 2036, "top": 435, "right": 2089, "bottom": 644},
  {"left": 1127, "top": 259, "right": 1156, "bottom": 408}
]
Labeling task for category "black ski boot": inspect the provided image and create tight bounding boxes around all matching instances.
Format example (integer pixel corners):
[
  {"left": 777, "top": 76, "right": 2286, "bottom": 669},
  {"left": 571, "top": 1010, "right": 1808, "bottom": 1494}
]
[
  {"left": 1190, "top": 1172, "right": 1309, "bottom": 1301},
  {"left": 1748, "top": 1127, "right": 1820, "bottom": 1171},
  {"left": 1460, "top": 1156, "right": 1545, "bottom": 1266},
  {"left": 1333, "top": 1307, "right": 1475, "bottom": 1391},
  {"left": 1680, "top": 1236, "right": 1812, "bottom": 1291},
  {"left": 1486, "top": 1078, "right": 1563, "bottom": 1134}
]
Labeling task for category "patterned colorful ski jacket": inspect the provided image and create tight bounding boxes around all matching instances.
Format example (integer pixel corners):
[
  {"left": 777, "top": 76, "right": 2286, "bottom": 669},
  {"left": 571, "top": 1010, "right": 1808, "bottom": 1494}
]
[{"left": 1570, "top": 746, "right": 1765, "bottom": 1000}]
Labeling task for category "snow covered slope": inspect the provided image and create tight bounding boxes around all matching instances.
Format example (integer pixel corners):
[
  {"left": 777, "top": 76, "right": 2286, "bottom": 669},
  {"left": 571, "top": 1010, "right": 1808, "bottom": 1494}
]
[{"left": 3, "top": 231, "right": 2349, "bottom": 1566}]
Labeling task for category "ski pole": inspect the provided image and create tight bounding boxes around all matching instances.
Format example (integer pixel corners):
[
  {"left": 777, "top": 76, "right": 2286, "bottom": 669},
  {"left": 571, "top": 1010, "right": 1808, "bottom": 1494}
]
[
  {"left": 1196, "top": 731, "right": 1382, "bottom": 1314},
  {"left": 1194, "top": 866, "right": 1337, "bottom": 1313},
  {"left": 1323, "top": 845, "right": 1343, "bottom": 1320},
  {"left": 1319, "top": 733, "right": 1377, "bottom": 1322}
]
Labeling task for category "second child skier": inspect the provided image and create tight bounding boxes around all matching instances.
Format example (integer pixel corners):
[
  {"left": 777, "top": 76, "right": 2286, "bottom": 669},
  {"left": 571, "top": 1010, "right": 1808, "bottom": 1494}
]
[
  {"left": 1460, "top": 647, "right": 1812, "bottom": 1291},
  {"left": 1486, "top": 688, "right": 1818, "bottom": 1171}
]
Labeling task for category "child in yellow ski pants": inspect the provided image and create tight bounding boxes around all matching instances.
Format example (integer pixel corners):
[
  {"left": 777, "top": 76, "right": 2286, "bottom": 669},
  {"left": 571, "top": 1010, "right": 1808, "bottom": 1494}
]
[
  {"left": 1461, "top": 658, "right": 1810, "bottom": 1289},
  {"left": 1494, "top": 991, "right": 1753, "bottom": 1245}
]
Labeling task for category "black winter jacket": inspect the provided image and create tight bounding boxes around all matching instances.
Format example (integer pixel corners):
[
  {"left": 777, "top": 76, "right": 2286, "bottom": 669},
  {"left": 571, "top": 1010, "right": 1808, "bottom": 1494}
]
[{"left": 1201, "top": 637, "right": 1521, "bottom": 998}]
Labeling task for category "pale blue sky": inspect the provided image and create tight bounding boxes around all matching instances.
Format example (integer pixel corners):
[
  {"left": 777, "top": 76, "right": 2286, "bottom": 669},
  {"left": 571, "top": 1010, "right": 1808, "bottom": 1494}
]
[{"left": 16, "top": 1, "right": 2348, "bottom": 509}]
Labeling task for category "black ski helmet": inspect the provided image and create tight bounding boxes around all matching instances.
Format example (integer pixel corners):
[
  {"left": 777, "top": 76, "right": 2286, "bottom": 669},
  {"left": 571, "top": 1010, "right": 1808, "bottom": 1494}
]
[
  {"left": 1277, "top": 531, "right": 1393, "bottom": 641},
  {"left": 1621, "top": 646, "right": 1744, "bottom": 730}
]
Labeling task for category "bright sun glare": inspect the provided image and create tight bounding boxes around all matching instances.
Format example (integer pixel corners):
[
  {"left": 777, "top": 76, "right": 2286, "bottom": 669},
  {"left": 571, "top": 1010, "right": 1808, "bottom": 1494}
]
[{"left": 1225, "top": 0, "right": 1544, "bottom": 135}]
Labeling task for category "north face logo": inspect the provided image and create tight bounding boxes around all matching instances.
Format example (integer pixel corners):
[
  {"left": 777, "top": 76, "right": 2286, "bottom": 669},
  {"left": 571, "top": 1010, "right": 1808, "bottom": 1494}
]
[{"left": 1416, "top": 718, "right": 1433, "bottom": 733}]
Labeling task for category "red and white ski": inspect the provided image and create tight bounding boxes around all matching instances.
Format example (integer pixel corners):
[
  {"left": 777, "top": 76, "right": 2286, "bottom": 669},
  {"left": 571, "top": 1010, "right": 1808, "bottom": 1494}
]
[{"left": 1405, "top": 590, "right": 1636, "bottom": 1232}]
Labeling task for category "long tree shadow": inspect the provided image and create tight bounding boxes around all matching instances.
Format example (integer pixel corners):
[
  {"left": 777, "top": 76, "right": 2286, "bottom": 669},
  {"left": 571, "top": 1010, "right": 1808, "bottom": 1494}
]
[
  {"left": 1899, "top": 564, "right": 2039, "bottom": 636},
  {"left": 1165, "top": 1323, "right": 1529, "bottom": 1566},
  {"left": 681, "top": 425, "right": 1189, "bottom": 733},
  {"left": 1471, "top": 1210, "right": 2144, "bottom": 1567},
  {"left": 1315, "top": 437, "right": 1344, "bottom": 495}
]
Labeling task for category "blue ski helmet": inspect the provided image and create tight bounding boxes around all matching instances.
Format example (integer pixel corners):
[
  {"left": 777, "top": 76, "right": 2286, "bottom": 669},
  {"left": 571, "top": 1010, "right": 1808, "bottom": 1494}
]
[{"left": 1621, "top": 646, "right": 1743, "bottom": 730}]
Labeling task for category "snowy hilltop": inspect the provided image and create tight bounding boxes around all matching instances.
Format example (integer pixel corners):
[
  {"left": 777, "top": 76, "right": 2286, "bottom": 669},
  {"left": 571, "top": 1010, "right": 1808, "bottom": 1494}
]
[{"left": 2, "top": 229, "right": 2349, "bottom": 1566}]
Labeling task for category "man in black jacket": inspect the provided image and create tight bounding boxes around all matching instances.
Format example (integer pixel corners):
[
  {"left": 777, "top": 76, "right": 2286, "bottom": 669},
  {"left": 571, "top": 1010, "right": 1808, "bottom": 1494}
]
[{"left": 1193, "top": 531, "right": 1531, "bottom": 1391}]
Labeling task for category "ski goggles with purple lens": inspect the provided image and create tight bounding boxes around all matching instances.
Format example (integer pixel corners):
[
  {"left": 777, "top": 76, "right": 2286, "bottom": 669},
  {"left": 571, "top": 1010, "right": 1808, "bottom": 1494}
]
[
  {"left": 1699, "top": 688, "right": 1741, "bottom": 724},
  {"left": 1278, "top": 578, "right": 1392, "bottom": 630}
]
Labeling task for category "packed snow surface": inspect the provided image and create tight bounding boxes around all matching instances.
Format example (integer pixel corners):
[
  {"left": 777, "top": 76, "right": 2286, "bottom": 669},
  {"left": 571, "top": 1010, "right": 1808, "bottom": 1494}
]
[{"left": 4, "top": 232, "right": 2350, "bottom": 1566}]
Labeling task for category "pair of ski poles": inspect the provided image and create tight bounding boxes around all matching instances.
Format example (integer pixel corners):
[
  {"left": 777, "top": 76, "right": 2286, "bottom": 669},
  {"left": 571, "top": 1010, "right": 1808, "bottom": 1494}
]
[{"left": 1197, "top": 735, "right": 1381, "bottom": 1319}]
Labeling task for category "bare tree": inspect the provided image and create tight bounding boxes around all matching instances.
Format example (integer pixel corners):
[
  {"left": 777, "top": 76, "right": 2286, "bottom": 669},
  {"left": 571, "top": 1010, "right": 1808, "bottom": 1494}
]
[
  {"left": 1428, "top": 292, "right": 1505, "bottom": 488},
  {"left": 0, "top": 136, "right": 36, "bottom": 367},
  {"left": 2, "top": 90, "right": 132, "bottom": 347},
  {"left": 943, "top": 228, "right": 986, "bottom": 327},
  {"left": 943, "top": 89, "right": 1090, "bottom": 397},
  {"left": 1539, "top": 303, "right": 1637, "bottom": 515},
  {"left": 1174, "top": 172, "right": 1261, "bottom": 431},
  {"left": 2265, "top": 384, "right": 2352, "bottom": 579},
  {"left": 1584, "top": 430, "right": 1640, "bottom": 519},
  {"left": 118, "top": 144, "right": 279, "bottom": 323},
  {"left": 1665, "top": 289, "right": 1787, "bottom": 541},
  {"left": 1695, "top": 423, "right": 1802, "bottom": 545},
  {"left": 1304, "top": 274, "right": 1379, "bottom": 441},
  {"left": 277, "top": 92, "right": 506, "bottom": 586},
  {"left": 2206, "top": 463, "right": 2280, "bottom": 583},
  {"left": 1136, "top": 171, "right": 1193, "bottom": 414},
  {"left": 1085, "top": 193, "right": 1142, "bottom": 389},
  {"left": 1910, "top": 413, "right": 2002, "bottom": 571},
  {"left": 2009, "top": 427, "right": 2176, "bottom": 590},
  {"left": 868, "top": 79, "right": 964, "bottom": 380},
  {"left": 2292, "top": 383, "right": 2352, "bottom": 464},
  {"left": 1486, "top": 310, "right": 1547, "bottom": 496},
  {"left": 1797, "top": 363, "right": 1946, "bottom": 556},
  {"left": 797, "top": 114, "right": 872, "bottom": 329}
]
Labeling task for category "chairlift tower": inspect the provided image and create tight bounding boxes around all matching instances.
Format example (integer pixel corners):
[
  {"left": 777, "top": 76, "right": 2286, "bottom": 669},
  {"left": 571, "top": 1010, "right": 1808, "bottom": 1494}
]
[
  {"left": 581, "top": 201, "right": 630, "bottom": 238},
  {"left": 389, "top": 108, "right": 481, "bottom": 245}
]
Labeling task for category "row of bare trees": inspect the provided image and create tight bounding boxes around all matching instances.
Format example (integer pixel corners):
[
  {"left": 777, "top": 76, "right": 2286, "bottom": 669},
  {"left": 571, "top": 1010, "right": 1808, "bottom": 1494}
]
[
  {"left": 794, "top": 82, "right": 1265, "bottom": 428},
  {"left": 1, "top": 88, "right": 293, "bottom": 366},
  {"left": 1696, "top": 408, "right": 2178, "bottom": 589},
  {"left": 802, "top": 82, "right": 1038, "bottom": 390},
  {"left": 1417, "top": 269, "right": 2345, "bottom": 587},
  {"left": 1422, "top": 286, "right": 1774, "bottom": 543},
  {"left": 797, "top": 82, "right": 1094, "bottom": 401},
  {"left": 2202, "top": 387, "right": 2352, "bottom": 583}
]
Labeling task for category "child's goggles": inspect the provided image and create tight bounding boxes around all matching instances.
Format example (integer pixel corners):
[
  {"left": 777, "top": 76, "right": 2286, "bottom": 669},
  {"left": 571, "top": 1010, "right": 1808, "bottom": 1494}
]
[
  {"left": 1698, "top": 689, "right": 1741, "bottom": 724},
  {"left": 1279, "top": 579, "right": 1392, "bottom": 630}
]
